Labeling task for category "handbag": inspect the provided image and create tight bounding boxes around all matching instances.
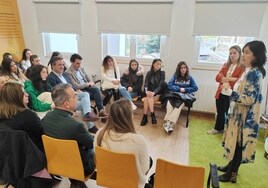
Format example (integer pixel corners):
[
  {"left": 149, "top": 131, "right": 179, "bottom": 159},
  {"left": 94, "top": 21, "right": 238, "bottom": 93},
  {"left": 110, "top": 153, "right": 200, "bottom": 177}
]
[
  {"left": 176, "top": 92, "right": 196, "bottom": 108},
  {"left": 207, "top": 163, "right": 220, "bottom": 188}
]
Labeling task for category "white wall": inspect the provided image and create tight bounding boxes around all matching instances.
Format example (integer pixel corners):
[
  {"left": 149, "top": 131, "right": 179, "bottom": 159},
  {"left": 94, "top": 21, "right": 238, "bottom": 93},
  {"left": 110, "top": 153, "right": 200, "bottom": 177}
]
[{"left": 16, "top": 0, "right": 268, "bottom": 114}]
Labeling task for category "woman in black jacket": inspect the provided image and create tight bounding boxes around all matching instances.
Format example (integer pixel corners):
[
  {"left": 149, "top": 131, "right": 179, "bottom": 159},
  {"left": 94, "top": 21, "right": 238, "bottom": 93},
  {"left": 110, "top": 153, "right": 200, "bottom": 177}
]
[
  {"left": 140, "top": 59, "right": 167, "bottom": 126},
  {"left": 121, "top": 59, "right": 144, "bottom": 99}
]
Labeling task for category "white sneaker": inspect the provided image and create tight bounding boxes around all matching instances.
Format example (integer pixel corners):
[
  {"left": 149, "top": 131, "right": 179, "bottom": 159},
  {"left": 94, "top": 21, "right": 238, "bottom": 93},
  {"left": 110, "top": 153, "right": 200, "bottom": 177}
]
[
  {"left": 168, "top": 122, "right": 174, "bottom": 133},
  {"left": 131, "top": 101, "right": 137, "bottom": 110},
  {"left": 207, "top": 129, "right": 219, "bottom": 135},
  {"left": 163, "top": 122, "right": 170, "bottom": 133}
]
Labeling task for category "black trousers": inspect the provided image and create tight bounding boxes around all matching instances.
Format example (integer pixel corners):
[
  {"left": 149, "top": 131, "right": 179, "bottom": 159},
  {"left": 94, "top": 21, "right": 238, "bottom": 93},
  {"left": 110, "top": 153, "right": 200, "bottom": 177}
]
[
  {"left": 215, "top": 94, "right": 230, "bottom": 131},
  {"left": 229, "top": 143, "right": 242, "bottom": 173}
]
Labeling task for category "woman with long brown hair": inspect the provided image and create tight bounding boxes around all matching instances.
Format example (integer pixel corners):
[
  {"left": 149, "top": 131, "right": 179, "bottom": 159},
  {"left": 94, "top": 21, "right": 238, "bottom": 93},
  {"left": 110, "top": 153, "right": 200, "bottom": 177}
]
[
  {"left": 95, "top": 99, "right": 151, "bottom": 188},
  {"left": 0, "top": 82, "right": 44, "bottom": 151}
]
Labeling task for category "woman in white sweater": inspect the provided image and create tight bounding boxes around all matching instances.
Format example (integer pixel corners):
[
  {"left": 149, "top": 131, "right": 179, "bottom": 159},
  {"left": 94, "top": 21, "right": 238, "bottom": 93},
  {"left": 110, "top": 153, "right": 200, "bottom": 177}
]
[
  {"left": 101, "top": 55, "right": 137, "bottom": 110},
  {"left": 95, "top": 99, "right": 151, "bottom": 188}
]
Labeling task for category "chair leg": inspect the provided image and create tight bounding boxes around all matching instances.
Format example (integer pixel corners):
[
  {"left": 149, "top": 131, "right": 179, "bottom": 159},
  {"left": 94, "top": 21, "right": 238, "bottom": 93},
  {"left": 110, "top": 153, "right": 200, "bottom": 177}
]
[{"left": 186, "top": 107, "right": 191, "bottom": 128}]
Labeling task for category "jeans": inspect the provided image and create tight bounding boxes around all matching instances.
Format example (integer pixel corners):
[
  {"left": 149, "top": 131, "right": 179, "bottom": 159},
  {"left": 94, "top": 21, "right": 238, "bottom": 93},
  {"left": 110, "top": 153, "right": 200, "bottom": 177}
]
[
  {"left": 118, "top": 86, "right": 132, "bottom": 100},
  {"left": 82, "top": 86, "right": 104, "bottom": 111},
  {"left": 76, "top": 92, "right": 94, "bottom": 129}
]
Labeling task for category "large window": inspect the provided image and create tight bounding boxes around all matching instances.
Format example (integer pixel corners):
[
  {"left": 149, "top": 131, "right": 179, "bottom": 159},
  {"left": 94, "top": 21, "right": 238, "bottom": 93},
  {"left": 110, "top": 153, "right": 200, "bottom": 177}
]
[
  {"left": 197, "top": 36, "right": 254, "bottom": 64},
  {"left": 102, "top": 34, "right": 164, "bottom": 60},
  {"left": 42, "top": 33, "right": 78, "bottom": 56}
]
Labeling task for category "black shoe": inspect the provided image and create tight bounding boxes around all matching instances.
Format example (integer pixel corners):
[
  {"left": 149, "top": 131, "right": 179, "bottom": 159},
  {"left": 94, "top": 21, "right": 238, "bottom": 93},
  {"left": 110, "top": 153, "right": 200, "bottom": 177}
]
[
  {"left": 140, "top": 114, "right": 148, "bottom": 126},
  {"left": 219, "top": 172, "right": 237, "bottom": 183},
  {"left": 151, "top": 112, "right": 157, "bottom": 124},
  {"left": 217, "top": 161, "right": 232, "bottom": 172},
  {"left": 88, "top": 126, "right": 99, "bottom": 134}
]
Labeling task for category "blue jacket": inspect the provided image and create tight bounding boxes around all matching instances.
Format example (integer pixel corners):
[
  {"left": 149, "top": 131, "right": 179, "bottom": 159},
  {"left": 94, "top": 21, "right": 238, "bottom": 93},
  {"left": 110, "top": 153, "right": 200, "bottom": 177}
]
[
  {"left": 168, "top": 74, "right": 198, "bottom": 94},
  {"left": 47, "top": 71, "right": 72, "bottom": 88}
]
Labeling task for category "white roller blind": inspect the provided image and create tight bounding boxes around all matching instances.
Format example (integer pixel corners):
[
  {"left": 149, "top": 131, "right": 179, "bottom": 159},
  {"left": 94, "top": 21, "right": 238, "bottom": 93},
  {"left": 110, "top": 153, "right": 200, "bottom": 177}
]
[
  {"left": 96, "top": 2, "right": 173, "bottom": 35},
  {"left": 34, "top": 2, "right": 81, "bottom": 33},
  {"left": 193, "top": 3, "right": 266, "bottom": 36}
]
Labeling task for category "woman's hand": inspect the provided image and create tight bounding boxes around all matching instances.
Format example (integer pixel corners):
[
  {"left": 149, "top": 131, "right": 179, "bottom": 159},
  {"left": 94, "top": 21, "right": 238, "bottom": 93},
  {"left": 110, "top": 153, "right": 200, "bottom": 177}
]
[
  {"left": 112, "top": 80, "right": 120, "bottom": 85},
  {"left": 180, "top": 88, "right": 186, "bottom": 93},
  {"left": 221, "top": 82, "right": 230, "bottom": 90},
  {"left": 221, "top": 77, "right": 229, "bottom": 83}
]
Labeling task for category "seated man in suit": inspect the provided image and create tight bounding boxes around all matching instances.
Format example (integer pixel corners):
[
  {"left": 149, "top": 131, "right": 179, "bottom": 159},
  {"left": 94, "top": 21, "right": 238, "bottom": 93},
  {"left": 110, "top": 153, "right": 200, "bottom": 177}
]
[
  {"left": 47, "top": 56, "right": 99, "bottom": 134},
  {"left": 42, "top": 83, "right": 95, "bottom": 188},
  {"left": 66, "top": 53, "right": 108, "bottom": 121}
]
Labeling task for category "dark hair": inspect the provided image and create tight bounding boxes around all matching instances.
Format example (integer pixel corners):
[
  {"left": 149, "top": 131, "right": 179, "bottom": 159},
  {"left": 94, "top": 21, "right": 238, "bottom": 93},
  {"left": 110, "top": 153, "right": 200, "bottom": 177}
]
[
  {"left": 175, "top": 61, "right": 189, "bottom": 82},
  {"left": 47, "top": 51, "right": 62, "bottom": 67},
  {"left": 50, "top": 56, "right": 63, "bottom": 67},
  {"left": 102, "top": 55, "right": 114, "bottom": 72},
  {"left": 21, "top": 48, "right": 31, "bottom": 61},
  {"left": 243, "top": 40, "right": 267, "bottom": 77},
  {"left": 128, "top": 59, "right": 139, "bottom": 72},
  {"left": 150, "top": 58, "right": 162, "bottom": 72},
  {"left": 30, "top": 65, "right": 51, "bottom": 93},
  {"left": 1, "top": 58, "right": 20, "bottom": 80},
  {"left": 30, "top": 55, "right": 39, "bottom": 65},
  {"left": 70, "top": 53, "right": 82, "bottom": 63},
  {"left": 2, "top": 52, "right": 13, "bottom": 60}
]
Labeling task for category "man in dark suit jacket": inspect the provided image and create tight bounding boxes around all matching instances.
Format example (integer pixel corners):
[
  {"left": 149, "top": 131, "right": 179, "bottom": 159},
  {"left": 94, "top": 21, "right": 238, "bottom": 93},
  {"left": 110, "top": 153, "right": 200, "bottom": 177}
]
[
  {"left": 47, "top": 56, "right": 99, "bottom": 134},
  {"left": 65, "top": 54, "right": 108, "bottom": 120},
  {"left": 42, "top": 83, "right": 95, "bottom": 188}
]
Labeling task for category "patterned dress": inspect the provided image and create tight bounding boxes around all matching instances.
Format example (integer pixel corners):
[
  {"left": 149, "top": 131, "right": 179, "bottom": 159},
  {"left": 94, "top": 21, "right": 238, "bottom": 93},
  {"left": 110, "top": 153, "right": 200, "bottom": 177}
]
[{"left": 222, "top": 67, "right": 263, "bottom": 163}]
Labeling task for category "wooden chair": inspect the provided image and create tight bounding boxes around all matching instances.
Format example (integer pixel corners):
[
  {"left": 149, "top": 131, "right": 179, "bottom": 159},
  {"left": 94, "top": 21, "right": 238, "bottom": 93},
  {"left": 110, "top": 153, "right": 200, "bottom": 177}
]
[
  {"left": 42, "top": 135, "right": 91, "bottom": 182},
  {"left": 95, "top": 146, "right": 138, "bottom": 188},
  {"left": 154, "top": 158, "right": 205, "bottom": 188}
]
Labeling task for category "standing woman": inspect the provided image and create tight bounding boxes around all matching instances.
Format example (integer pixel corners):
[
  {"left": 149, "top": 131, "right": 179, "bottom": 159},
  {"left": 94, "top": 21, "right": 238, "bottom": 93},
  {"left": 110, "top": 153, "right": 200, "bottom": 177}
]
[
  {"left": 207, "top": 45, "right": 245, "bottom": 135},
  {"left": 163, "top": 61, "right": 198, "bottom": 133},
  {"left": 140, "top": 59, "right": 166, "bottom": 126},
  {"left": 101, "top": 55, "right": 137, "bottom": 110},
  {"left": 1, "top": 58, "right": 28, "bottom": 85},
  {"left": 218, "top": 41, "right": 266, "bottom": 183},
  {"left": 0, "top": 82, "right": 44, "bottom": 151},
  {"left": 120, "top": 59, "right": 144, "bottom": 99},
  {"left": 19, "top": 48, "right": 32, "bottom": 72}
]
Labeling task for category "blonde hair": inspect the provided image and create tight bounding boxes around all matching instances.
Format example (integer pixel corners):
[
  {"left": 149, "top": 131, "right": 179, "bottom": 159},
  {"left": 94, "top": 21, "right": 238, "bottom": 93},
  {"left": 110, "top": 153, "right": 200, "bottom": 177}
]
[
  {"left": 0, "top": 82, "right": 27, "bottom": 119},
  {"left": 96, "top": 99, "right": 136, "bottom": 146},
  {"left": 227, "top": 45, "right": 243, "bottom": 67}
]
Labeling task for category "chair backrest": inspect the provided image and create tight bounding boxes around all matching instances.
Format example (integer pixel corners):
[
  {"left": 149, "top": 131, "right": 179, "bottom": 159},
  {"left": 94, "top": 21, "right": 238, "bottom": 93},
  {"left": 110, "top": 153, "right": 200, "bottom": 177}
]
[
  {"left": 154, "top": 158, "right": 205, "bottom": 188},
  {"left": 95, "top": 146, "right": 138, "bottom": 188},
  {"left": 42, "top": 135, "right": 85, "bottom": 181}
]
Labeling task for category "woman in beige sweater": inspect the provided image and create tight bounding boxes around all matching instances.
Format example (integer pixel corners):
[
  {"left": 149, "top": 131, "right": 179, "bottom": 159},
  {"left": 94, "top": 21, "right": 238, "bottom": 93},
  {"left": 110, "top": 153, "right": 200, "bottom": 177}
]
[{"left": 95, "top": 99, "right": 151, "bottom": 188}]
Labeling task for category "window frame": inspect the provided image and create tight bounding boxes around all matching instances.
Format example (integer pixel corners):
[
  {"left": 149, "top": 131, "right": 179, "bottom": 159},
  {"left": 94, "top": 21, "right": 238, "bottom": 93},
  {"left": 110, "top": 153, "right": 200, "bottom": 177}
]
[
  {"left": 42, "top": 32, "right": 79, "bottom": 58},
  {"left": 101, "top": 33, "right": 166, "bottom": 65},
  {"left": 193, "top": 35, "right": 256, "bottom": 71}
]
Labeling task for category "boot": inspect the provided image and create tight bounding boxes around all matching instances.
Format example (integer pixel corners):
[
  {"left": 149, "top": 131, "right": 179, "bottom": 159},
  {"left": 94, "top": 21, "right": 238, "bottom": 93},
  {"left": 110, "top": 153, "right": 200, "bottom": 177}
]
[
  {"left": 219, "top": 172, "right": 237, "bottom": 183},
  {"left": 151, "top": 112, "right": 157, "bottom": 124},
  {"left": 217, "top": 161, "right": 232, "bottom": 172},
  {"left": 140, "top": 114, "right": 148, "bottom": 126}
]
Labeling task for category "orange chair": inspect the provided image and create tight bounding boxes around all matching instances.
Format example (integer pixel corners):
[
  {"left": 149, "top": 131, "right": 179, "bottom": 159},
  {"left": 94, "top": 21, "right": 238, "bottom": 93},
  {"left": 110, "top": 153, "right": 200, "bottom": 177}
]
[
  {"left": 154, "top": 158, "right": 205, "bottom": 188},
  {"left": 42, "top": 135, "right": 92, "bottom": 181},
  {"left": 95, "top": 146, "right": 138, "bottom": 188}
]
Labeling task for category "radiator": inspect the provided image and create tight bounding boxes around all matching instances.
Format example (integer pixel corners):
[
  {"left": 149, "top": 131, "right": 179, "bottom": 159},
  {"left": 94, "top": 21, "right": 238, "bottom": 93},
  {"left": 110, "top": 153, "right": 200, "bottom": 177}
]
[{"left": 192, "top": 84, "right": 216, "bottom": 113}]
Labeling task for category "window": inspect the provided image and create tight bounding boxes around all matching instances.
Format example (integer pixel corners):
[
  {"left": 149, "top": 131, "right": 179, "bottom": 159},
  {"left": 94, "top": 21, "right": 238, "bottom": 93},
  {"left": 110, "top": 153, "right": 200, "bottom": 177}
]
[
  {"left": 102, "top": 34, "right": 164, "bottom": 60},
  {"left": 42, "top": 33, "right": 78, "bottom": 56},
  {"left": 197, "top": 36, "right": 254, "bottom": 64}
]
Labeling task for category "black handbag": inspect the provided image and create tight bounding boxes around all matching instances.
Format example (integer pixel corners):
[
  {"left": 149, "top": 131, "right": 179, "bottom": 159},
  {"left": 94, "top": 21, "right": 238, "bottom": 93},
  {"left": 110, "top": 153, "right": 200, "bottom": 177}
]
[{"left": 207, "top": 163, "right": 220, "bottom": 188}]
